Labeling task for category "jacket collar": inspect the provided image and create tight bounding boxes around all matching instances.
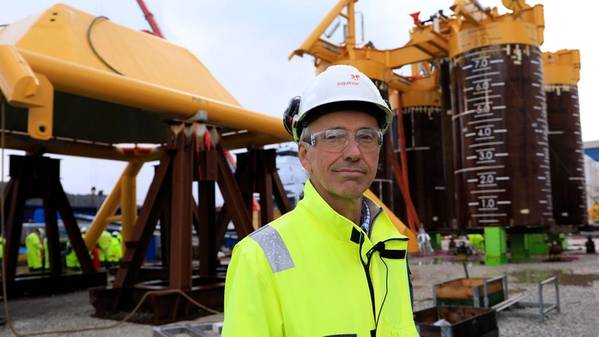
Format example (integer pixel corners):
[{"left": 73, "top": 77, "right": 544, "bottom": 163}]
[{"left": 298, "top": 179, "right": 374, "bottom": 244}]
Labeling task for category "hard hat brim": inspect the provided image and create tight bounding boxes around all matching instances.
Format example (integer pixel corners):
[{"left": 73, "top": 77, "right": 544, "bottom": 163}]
[{"left": 296, "top": 100, "right": 393, "bottom": 141}]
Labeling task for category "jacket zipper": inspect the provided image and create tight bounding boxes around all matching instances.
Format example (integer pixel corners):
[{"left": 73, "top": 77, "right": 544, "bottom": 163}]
[{"left": 358, "top": 209, "right": 383, "bottom": 336}]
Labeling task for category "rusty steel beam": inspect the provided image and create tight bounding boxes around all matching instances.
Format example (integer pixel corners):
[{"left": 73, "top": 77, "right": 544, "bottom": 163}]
[
  {"left": 256, "top": 157, "right": 274, "bottom": 226},
  {"left": 213, "top": 205, "right": 231, "bottom": 258},
  {"left": 159, "top": 203, "right": 171, "bottom": 268},
  {"left": 42, "top": 196, "right": 62, "bottom": 275},
  {"left": 3, "top": 176, "right": 25, "bottom": 285},
  {"left": 197, "top": 148, "right": 218, "bottom": 277},
  {"left": 235, "top": 151, "right": 257, "bottom": 214},
  {"left": 1, "top": 155, "right": 103, "bottom": 297},
  {"left": 258, "top": 149, "right": 284, "bottom": 225},
  {"left": 272, "top": 172, "right": 291, "bottom": 214},
  {"left": 54, "top": 179, "right": 95, "bottom": 273},
  {"left": 216, "top": 144, "right": 253, "bottom": 238},
  {"left": 198, "top": 180, "right": 217, "bottom": 276},
  {"left": 114, "top": 155, "right": 171, "bottom": 288},
  {"left": 92, "top": 125, "right": 296, "bottom": 323},
  {"left": 263, "top": 149, "right": 292, "bottom": 216},
  {"left": 169, "top": 131, "right": 193, "bottom": 290}
]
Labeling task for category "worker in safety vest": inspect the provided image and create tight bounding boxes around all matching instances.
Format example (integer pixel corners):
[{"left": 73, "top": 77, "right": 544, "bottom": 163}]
[
  {"left": 222, "top": 65, "right": 418, "bottom": 336},
  {"left": 98, "top": 230, "right": 112, "bottom": 268},
  {"left": 107, "top": 231, "right": 123, "bottom": 266},
  {"left": 65, "top": 242, "right": 80, "bottom": 270},
  {"left": 43, "top": 237, "right": 50, "bottom": 270},
  {"left": 66, "top": 227, "right": 87, "bottom": 270},
  {"left": 25, "top": 228, "right": 44, "bottom": 272},
  {"left": 467, "top": 234, "right": 485, "bottom": 253}
]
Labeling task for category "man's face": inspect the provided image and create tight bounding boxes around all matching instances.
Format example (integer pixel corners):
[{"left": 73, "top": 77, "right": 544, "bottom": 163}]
[{"left": 298, "top": 110, "right": 381, "bottom": 201}]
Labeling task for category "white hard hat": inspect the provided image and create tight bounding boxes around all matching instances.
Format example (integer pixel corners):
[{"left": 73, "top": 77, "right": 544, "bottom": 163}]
[
  {"left": 112, "top": 231, "right": 119, "bottom": 236},
  {"left": 283, "top": 65, "right": 394, "bottom": 142}
]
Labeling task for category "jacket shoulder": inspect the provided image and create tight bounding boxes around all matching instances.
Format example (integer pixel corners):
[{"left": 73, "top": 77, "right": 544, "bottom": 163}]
[
  {"left": 259, "top": 206, "right": 305, "bottom": 237},
  {"left": 233, "top": 208, "right": 297, "bottom": 258}
]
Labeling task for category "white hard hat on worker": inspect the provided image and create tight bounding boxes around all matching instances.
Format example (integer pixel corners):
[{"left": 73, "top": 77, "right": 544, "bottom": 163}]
[{"left": 283, "top": 65, "right": 394, "bottom": 142}]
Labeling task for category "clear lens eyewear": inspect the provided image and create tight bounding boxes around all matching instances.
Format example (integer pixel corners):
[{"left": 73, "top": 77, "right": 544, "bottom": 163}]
[{"left": 303, "top": 128, "right": 383, "bottom": 153}]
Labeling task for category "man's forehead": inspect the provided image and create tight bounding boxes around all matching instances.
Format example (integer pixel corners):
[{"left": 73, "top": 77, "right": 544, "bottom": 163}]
[{"left": 309, "top": 110, "right": 378, "bottom": 129}]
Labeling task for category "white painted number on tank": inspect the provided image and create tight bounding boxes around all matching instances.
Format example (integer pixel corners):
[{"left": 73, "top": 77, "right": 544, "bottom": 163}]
[
  {"left": 476, "top": 104, "right": 490, "bottom": 114},
  {"left": 473, "top": 56, "right": 489, "bottom": 69},
  {"left": 477, "top": 127, "right": 492, "bottom": 137},
  {"left": 479, "top": 174, "right": 495, "bottom": 185},
  {"left": 475, "top": 81, "right": 490, "bottom": 91},
  {"left": 478, "top": 150, "right": 494, "bottom": 161},
  {"left": 481, "top": 198, "right": 496, "bottom": 209}
]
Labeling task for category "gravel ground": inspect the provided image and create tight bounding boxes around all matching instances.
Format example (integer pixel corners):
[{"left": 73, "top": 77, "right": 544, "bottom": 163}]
[
  {"left": 1, "top": 245, "right": 598, "bottom": 336},
  {"left": 410, "top": 251, "right": 599, "bottom": 337}
]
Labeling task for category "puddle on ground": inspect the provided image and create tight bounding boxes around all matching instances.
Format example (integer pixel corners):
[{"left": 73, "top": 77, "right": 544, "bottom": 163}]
[
  {"left": 414, "top": 257, "right": 448, "bottom": 265},
  {"left": 412, "top": 255, "right": 484, "bottom": 266},
  {"left": 510, "top": 269, "right": 599, "bottom": 287}
]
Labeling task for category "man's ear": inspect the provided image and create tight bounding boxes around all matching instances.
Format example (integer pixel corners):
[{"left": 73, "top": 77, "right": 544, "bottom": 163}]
[{"left": 298, "top": 142, "right": 311, "bottom": 173}]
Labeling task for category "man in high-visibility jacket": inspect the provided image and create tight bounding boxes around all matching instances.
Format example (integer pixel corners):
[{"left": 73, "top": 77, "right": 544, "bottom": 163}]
[
  {"left": 222, "top": 65, "right": 419, "bottom": 336},
  {"left": 65, "top": 242, "right": 80, "bottom": 270},
  {"left": 98, "top": 230, "right": 112, "bottom": 268},
  {"left": 66, "top": 228, "right": 87, "bottom": 270},
  {"left": 25, "top": 229, "right": 44, "bottom": 272},
  {"left": 107, "top": 231, "right": 123, "bottom": 266}
]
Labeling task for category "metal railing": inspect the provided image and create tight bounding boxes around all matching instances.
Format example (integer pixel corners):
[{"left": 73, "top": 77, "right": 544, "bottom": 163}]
[{"left": 492, "top": 275, "right": 560, "bottom": 322}]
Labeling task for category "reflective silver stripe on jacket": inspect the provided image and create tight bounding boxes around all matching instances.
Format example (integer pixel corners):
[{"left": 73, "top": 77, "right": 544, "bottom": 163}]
[{"left": 250, "top": 225, "right": 294, "bottom": 273}]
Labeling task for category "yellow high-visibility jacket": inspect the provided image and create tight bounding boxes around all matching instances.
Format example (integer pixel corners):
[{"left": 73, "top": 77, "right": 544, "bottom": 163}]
[
  {"left": 44, "top": 238, "right": 50, "bottom": 268},
  {"left": 107, "top": 236, "right": 122, "bottom": 263},
  {"left": 222, "top": 180, "right": 418, "bottom": 337},
  {"left": 98, "top": 230, "right": 112, "bottom": 262},
  {"left": 25, "top": 232, "right": 43, "bottom": 269}
]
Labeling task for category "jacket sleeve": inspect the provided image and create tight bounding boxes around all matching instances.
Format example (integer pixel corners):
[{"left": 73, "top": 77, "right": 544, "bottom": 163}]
[{"left": 221, "top": 239, "right": 283, "bottom": 337}]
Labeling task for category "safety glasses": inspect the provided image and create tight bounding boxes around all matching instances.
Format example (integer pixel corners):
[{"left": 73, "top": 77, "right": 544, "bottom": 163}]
[{"left": 302, "top": 128, "right": 383, "bottom": 153}]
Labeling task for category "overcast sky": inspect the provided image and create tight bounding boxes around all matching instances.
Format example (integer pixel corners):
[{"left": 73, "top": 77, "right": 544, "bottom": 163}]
[{"left": 1, "top": 0, "right": 597, "bottom": 200}]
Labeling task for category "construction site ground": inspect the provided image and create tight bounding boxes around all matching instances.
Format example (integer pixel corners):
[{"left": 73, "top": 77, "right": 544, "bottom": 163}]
[{"left": 1, "top": 235, "right": 598, "bottom": 337}]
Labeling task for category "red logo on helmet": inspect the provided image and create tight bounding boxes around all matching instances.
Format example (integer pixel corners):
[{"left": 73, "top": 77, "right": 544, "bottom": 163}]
[{"left": 337, "top": 73, "right": 361, "bottom": 86}]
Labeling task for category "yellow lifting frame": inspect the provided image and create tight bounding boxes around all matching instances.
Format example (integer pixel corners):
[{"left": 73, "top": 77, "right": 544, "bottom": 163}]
[
  {"left": 84, "top": 161, "right": 143, "bottom": 253},
  {"left": 0, "top": 45, "right": 53, "bottom": 140},
  {"left": 289, "top": 0, "right": 449, "bottom": 92},
  {"left": 543, "top": 49, "right": 580, "bottom": 86},
  {"left": 0, "top": 45, "right": 289, "bottom": 149}
]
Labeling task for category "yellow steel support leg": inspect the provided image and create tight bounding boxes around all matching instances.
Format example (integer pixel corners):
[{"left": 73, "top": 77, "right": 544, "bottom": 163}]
[
  {"left": 84, "top": 161, "right": 142, "bottom": 251},
  {"left": 121, "top": 163, "right": 140, "bottom": 254},
  {"left": 27, "top": 73, "right": 54, "bottom": 140}
]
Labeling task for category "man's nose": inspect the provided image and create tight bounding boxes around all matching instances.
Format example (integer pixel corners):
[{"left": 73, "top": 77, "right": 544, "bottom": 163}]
[{"left": 342, "top": 137, "right": 361, "bottom": 160}]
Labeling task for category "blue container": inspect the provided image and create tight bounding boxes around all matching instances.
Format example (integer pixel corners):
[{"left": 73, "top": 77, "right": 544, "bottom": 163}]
[{"left": 146, "top": 234, "right": 158, "bottom": 261}]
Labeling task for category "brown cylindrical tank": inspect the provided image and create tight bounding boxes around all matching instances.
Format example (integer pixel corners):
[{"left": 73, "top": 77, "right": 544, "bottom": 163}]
[
  {"left": 449, "top": 5, "right": 552, "bottom": 228},
  {"left": 544, "top": 50, "right": 587, "bottom": 226},
  {"left": 401, "top": 84, "right": 449, "bottom": 230},
  {"left": 452, "top": 44, "right": 553, "bottom": 228},
  {"left": 449, "top": 5, "right": 554, "bottom": 228}
]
